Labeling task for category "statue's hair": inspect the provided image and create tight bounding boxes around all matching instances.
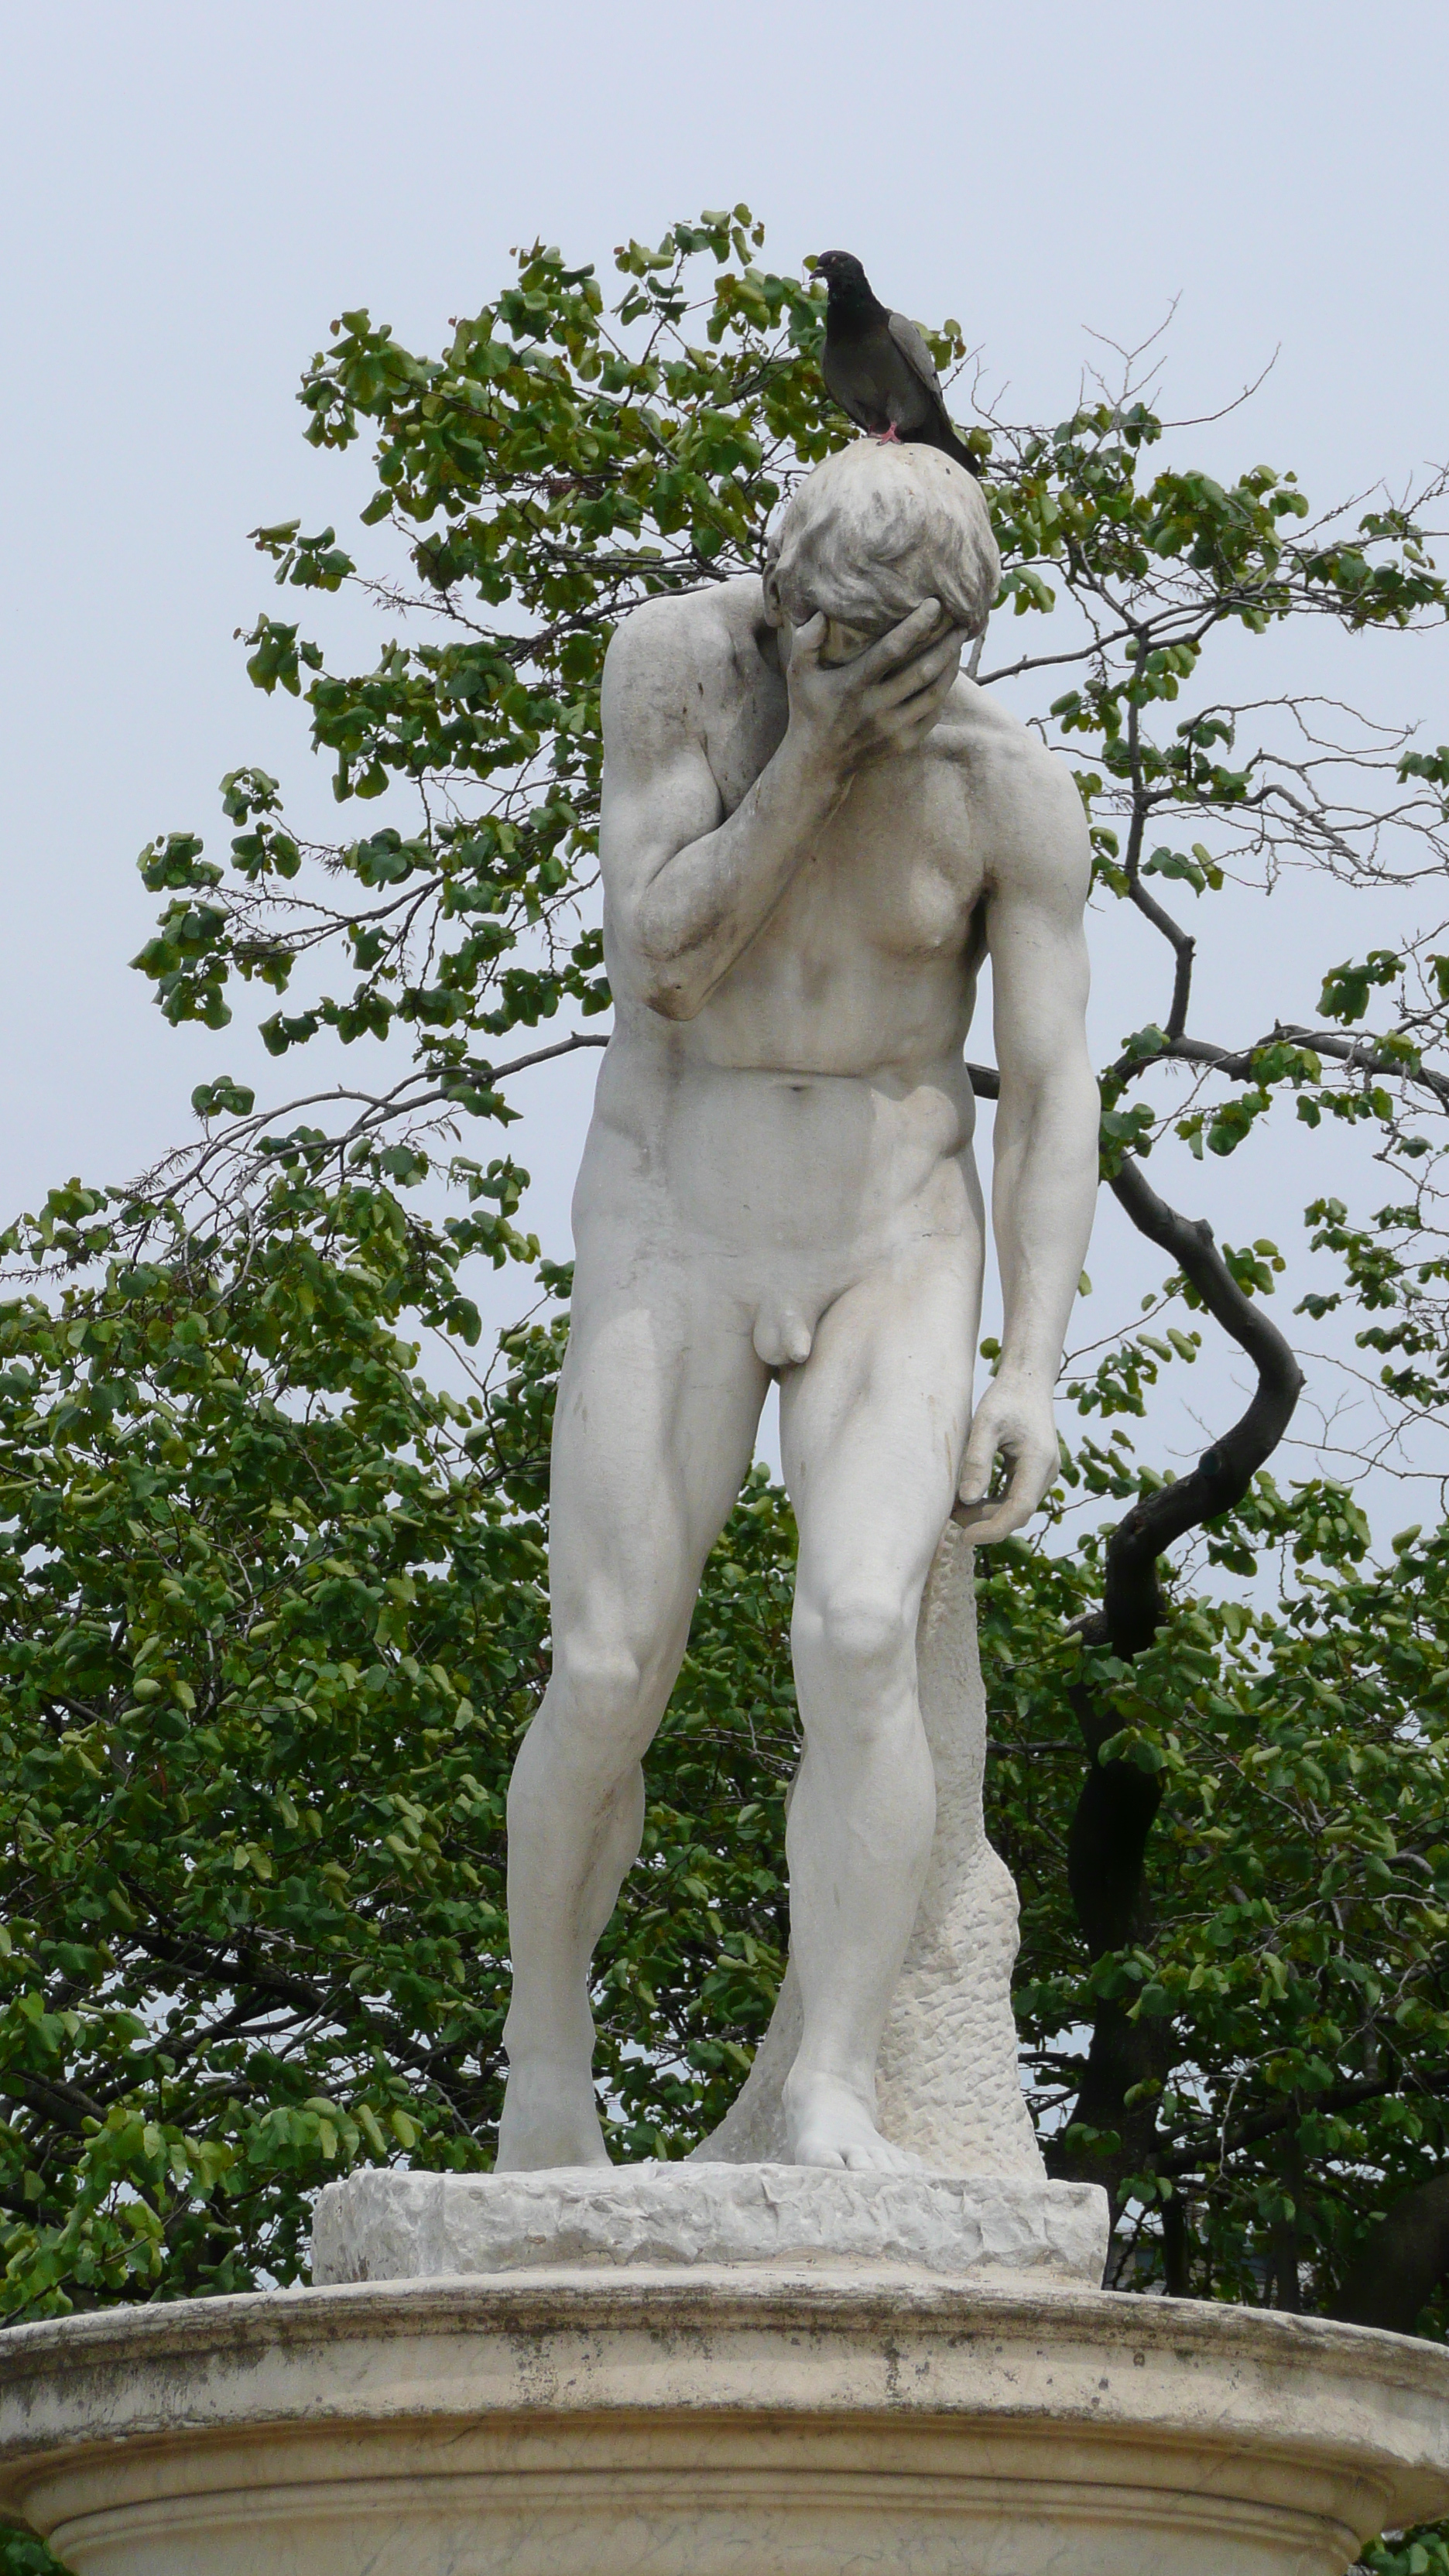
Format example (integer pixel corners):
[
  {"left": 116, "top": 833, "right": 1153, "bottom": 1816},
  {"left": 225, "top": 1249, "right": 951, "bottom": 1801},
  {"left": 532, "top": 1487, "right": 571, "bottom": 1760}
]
[{"left": 766, "top": 441, "right": 999, "bottom": 640}]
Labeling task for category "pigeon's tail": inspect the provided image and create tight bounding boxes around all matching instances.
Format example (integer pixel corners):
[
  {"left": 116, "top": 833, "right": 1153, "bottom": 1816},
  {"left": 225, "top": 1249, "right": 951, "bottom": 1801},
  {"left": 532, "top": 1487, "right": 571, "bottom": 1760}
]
[
  {"left": 913, "top": 407, "right": 982, "bottom": 476},
  {"left": 940, "top": 420, "right": 983, "bottom": 478}
]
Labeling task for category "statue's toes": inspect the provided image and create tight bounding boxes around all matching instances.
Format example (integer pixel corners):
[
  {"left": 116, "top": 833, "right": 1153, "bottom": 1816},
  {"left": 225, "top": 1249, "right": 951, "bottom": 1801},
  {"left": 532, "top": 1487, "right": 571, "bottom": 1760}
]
[{"left": 843, "top": 2136, "right": 923, "bottom": 2174}]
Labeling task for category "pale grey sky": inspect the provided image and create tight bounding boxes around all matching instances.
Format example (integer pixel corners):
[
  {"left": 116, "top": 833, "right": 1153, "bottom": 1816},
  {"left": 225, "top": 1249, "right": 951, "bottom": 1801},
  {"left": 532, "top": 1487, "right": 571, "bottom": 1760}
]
[{"left": 2, "top": 0, "right": 1445, "bottom": 1519}]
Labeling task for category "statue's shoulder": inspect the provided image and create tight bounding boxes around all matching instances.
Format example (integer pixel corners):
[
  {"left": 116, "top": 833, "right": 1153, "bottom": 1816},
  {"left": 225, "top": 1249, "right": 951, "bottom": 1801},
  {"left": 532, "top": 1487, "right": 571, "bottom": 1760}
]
[
  {"left": 950, "top": 678, "right": 1052, "bottom": 767},
  {"left": 605, "top": 575, "right": 764, "bottom": 696},
  {"left": 944, "top": 683, "right": 1090, "bottom": 895},
  {"left": 951, "top": 681, "right": 1084, "bottom": 824}
]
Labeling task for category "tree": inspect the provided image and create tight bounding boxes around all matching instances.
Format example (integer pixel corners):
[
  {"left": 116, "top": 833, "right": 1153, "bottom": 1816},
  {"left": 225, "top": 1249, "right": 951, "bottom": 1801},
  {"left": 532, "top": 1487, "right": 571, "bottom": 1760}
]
[
  {"left": 0, "top": 1177, "right": 801, "bottom": 2307},
  {"left": 3, "top": 201, "right": 1447, "bottom": 2575}
]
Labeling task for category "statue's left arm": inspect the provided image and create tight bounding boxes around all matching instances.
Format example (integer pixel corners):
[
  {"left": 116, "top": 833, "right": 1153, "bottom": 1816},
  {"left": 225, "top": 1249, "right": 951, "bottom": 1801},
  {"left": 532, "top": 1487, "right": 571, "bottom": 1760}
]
[{"left": 956, "top": 744, "right": 1098, "bottom": 1542}]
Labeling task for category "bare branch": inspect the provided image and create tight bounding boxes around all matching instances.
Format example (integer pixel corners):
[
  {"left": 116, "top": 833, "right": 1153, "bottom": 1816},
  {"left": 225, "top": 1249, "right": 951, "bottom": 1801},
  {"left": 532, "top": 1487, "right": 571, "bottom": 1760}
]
[{"left": 1091, "top": 1156, "right": 1305, "bottom": 1656}]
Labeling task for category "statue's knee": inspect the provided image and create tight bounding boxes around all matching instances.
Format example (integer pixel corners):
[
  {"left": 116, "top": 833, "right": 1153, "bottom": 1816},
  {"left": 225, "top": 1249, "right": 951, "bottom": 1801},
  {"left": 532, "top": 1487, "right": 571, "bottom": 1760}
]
[
  {"left": 794, "top": 1581, "right": 913, "bottom": 1688},
  {"left": 550, "top": 1632, "right": 653, "bottom": 1741},
  {"left": 509, "top": 1638, "right": 652, "bottom": 1837}
]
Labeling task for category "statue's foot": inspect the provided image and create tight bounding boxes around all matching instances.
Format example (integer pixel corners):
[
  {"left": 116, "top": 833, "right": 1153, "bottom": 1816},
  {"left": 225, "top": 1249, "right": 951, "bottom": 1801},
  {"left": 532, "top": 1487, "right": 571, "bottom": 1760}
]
[
  {"left": 784, "top": 2069, "right": 923, "bottom": 2174},
  {"left": 496, "top": 2058, "right": 611, "bottom": 2171}
]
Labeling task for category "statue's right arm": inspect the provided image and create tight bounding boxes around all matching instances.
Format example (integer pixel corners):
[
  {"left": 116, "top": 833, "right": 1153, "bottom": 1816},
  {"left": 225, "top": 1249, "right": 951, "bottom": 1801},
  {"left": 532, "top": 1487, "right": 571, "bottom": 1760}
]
[{"left": 600, "top": 597, "right": 964, "bottom": 1021}]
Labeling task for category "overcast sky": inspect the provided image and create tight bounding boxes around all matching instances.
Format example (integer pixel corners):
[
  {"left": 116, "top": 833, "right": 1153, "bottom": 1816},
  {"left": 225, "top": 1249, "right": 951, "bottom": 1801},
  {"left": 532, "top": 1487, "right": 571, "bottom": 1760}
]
[{"left": 2, "top": 0, "right": 1445, "bottom": 1521}]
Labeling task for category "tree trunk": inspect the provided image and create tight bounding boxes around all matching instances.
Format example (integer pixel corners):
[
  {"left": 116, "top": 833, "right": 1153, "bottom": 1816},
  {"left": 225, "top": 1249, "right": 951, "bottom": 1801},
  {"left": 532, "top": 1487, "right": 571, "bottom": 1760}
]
[
  {"left": 1333, "top": 2170, "right": 1449, "bottom": 2335},
  {"left": 1043, "top": 1155, "right": 1304, "bottom": 2263}
]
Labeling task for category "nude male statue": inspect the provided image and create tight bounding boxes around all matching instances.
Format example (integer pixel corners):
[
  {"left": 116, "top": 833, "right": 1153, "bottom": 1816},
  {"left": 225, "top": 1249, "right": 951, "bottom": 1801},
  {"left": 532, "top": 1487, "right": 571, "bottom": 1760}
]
[{"left": 498, "top": 440, "right": 1098, "bottom": 2175}]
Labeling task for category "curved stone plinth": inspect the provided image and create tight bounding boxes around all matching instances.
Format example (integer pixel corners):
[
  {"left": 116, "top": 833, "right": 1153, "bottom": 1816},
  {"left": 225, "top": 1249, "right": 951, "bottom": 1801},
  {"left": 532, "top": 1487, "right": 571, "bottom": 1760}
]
[
  {"left": 313, "top": 2160, "right": 1108, "bottom": 2287},
  {"left": 3, "top": 2273, "right": 1449, "bottom": 2575}
]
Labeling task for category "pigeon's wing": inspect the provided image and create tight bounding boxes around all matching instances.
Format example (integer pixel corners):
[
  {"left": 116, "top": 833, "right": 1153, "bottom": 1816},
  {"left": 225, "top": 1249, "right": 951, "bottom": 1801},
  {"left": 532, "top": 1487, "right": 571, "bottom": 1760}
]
[
  {"left": 886, "top": 310, "right": 953, "bottom": 428},
  {"left": 820, "top": 335, "right": 877, "bottom": 433}
]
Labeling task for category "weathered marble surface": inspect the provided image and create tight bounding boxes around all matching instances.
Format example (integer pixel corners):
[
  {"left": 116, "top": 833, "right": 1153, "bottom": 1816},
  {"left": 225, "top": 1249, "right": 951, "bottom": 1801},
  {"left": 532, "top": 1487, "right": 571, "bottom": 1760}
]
[
  {"left": 700, "top": 1517, "right": 1041, "bottom": 2173},
  {"left": 312, "top": 2159, "right": 1107, "bottom": 2286},
  {"left": 4, "top": 2273, "right": 1448, "bottom": 2574}
]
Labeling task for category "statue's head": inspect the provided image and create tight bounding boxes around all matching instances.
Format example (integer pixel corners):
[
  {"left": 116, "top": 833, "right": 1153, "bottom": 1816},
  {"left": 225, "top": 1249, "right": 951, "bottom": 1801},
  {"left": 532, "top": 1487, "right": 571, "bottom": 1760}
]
[{"left": 763, "top": 440, "right": 999, "bottom": 660}]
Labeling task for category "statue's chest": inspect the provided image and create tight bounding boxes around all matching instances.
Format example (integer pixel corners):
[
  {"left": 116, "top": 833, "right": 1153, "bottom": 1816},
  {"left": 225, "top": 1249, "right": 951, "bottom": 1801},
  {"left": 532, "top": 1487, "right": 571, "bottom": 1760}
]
[
  {"left": 701, "top": 669, "right": 981, "bottom": 968},
  {"left": 791, "top": 756, "right": 977, "bottom": 961}
]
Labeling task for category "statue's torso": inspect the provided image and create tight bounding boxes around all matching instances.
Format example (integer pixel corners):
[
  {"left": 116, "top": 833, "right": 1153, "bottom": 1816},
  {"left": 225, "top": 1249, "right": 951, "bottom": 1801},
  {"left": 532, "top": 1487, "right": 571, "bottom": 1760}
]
[
  {"left": 581, "top": 577, "right": 1040, "bottom": 1285},
  {"left": 615, "top": 576, "right": 990, "bottom": 1077}
]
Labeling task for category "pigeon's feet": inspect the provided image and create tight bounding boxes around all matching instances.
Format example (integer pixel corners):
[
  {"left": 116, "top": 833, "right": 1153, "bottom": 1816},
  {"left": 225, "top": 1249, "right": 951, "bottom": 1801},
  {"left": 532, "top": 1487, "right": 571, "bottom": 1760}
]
[
  {"left": 873, "top": 424, "right": 903, "bottom": 444},
  {"left": 784, "top": 2068, "right": 923, "bottom": 2174},
  {"left": 496, "top": 2057, "right": 610, "bottom": 2170}
]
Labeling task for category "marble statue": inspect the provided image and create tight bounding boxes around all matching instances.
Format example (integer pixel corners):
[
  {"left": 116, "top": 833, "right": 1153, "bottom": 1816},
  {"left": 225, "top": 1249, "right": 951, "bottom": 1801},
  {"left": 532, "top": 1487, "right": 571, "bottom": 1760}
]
[{"left": 498, "top": 439, "right": 1098, "bottom": 2177}]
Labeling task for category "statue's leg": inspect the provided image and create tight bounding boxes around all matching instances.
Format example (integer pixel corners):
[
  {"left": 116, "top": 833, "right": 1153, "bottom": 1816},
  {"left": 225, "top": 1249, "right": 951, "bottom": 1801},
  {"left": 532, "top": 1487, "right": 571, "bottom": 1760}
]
[
  {"left": 777, "top": 1233, "right": 976, "bottom": 2172},
  {"left": 498, "top": 1242, "right": 768, "bottom": 2171}
]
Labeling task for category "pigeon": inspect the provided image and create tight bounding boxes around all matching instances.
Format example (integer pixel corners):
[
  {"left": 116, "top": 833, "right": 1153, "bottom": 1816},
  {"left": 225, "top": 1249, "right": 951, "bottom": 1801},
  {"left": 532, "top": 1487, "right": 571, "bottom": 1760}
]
[{"left": 814, "top": 251, "right": 981, "bottom": 474}]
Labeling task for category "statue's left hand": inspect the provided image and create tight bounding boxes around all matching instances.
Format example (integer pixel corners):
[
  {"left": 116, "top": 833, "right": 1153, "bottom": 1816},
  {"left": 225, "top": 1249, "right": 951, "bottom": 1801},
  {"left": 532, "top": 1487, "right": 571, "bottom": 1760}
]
[{"left": 953, "top": 1378, "right": 1061, "bottom": 1544}]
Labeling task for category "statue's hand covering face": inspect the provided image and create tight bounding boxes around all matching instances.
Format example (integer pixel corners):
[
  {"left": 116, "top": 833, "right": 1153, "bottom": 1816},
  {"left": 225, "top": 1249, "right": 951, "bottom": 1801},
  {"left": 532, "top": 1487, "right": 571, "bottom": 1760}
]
[{"left": 764, "top": 441, "right": 1001, "bottom": 653}]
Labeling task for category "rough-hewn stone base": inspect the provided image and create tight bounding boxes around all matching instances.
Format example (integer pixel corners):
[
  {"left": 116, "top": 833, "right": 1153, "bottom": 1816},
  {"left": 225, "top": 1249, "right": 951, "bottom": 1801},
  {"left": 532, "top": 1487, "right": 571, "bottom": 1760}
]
[
  {"left": 3, "top": 2273, "right": 1448, "bottom": 2575},
  {"left": 312, "top": 2160, "right": 1109, "bottom": 2286}
]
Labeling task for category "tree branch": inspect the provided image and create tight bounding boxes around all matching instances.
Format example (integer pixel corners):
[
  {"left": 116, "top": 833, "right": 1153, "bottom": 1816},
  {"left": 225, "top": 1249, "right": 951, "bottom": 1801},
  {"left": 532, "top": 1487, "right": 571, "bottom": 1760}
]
[
  {"left": 965, "top": 1059, "right": 1305, "bottom": 1663},
  {"left": 1122, "top": 854, "right": 1197, "bottom": 1039},
  {"left": 1153, "top": 2062, "right": 1449, "bottom": 2180},
  {"left": 1092, "top": 1155, "right": 1305, "bottom": 1656},
  {"left": 1112, "top": 1023, "right": 1449, "bottom": 1115}
]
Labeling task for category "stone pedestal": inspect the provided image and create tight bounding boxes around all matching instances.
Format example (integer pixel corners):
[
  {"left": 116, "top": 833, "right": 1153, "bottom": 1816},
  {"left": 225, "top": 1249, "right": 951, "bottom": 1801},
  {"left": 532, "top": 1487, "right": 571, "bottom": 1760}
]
[
  {"left": 2, "top": 2263, "right": 1448, "bottom": 2574},
  {"left": 312, "top": 2160, "right": 1110, "bottom": 2288}
]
